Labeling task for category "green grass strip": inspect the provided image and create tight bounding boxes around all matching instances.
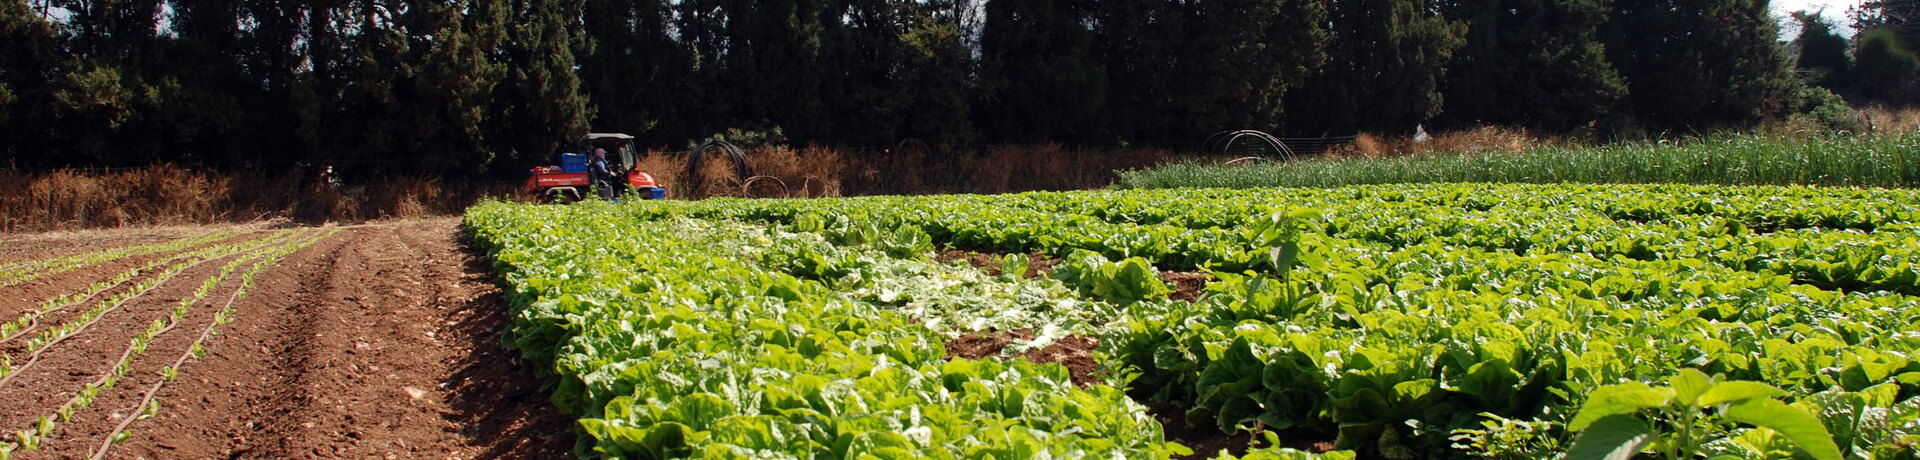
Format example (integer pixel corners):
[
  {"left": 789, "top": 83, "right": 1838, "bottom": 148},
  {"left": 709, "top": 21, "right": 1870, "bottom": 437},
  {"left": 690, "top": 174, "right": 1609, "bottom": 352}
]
[{"left": 1117, "top": 134, "right": 1920, "bottom": 189}]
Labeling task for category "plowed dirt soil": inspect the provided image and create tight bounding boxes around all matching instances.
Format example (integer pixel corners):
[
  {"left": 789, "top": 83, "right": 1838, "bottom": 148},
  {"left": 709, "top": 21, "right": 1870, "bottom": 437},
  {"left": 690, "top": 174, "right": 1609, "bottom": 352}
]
[{"left": 0, "top": 218, "right": 572, "bottom": 459}]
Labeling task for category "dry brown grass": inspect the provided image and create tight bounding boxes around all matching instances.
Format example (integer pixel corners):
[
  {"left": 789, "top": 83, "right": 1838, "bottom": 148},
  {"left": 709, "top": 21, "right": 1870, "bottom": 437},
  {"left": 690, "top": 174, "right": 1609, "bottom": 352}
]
[
  {"left": 630, "top": 144, "right": 1187, "bottom": 199},
  {"left": 734, "top": 146, "right": 847, "bottom": 198},
  {"left": 1327, "top": 126, "right": 1543, "bottom": 158},
  {"left": 0, "top": 164, "right": 523, "bottom": 233},
  {"left": 3, "top": 144, "right": 1190, "bottom": 232},
  {"left": 1859, "top": 106, "right": 1920, "bottom": 134}
]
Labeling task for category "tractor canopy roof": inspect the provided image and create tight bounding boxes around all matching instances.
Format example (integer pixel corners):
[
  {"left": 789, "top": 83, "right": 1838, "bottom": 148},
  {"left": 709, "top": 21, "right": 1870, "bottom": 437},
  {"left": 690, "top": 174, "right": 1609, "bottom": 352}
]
[{"left": 581, "top": 133, "right": 636, "bottom": 149}]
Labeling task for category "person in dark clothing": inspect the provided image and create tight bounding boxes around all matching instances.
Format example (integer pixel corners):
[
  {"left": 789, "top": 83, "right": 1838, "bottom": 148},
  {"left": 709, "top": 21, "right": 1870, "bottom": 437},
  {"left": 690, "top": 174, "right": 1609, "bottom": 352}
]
[{"left": 589, "top": 147, "right": 618, "bottom": 200}]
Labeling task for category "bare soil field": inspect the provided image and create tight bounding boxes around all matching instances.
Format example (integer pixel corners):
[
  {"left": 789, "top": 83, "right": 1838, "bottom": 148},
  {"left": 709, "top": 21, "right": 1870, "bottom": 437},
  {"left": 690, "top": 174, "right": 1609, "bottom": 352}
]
[{"left": 0, "top": 218, "right": 572, "bottom": 459}]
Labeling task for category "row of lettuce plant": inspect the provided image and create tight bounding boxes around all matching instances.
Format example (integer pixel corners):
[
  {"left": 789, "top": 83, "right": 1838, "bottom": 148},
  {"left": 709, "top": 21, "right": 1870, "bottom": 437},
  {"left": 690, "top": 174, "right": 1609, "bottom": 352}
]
[
  {"left": 601, "top": 184, "right": 1920, "bottom": 459},
  {"left": 638, "top": 185, "right": 1918, "bottom": 298},
  {"left": 1104, "top": 223, "right": 1919, "bottom": 458},
  {"left": 465, "top": 201, "right": 1189, "bottom": 458},
  {"left": 1000, "top": 184, "right": 1917, "bottom": 233},
  {"left": 993, "top": 185, "right": 1920, "bottom": 295}
]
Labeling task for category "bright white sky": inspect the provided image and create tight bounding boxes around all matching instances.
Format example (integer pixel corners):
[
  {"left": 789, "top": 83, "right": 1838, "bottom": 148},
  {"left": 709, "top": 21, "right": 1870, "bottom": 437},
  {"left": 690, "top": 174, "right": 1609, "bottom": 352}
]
[
  {"left": 1775, "top": 0, "right": 1865, "bottom": 22},
  {"left": 1774, "top": 0, "right": 1867, "bottom": 37}
]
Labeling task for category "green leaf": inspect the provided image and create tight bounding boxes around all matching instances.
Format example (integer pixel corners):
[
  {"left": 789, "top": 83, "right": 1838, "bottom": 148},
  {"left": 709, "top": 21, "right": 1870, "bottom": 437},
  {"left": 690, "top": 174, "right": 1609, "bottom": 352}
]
[
  {"left": 1094, "top": 258, "right": 1171, "bottom": 304},
  {"left": 666, "top": 393, "right": 738, "bottom": 431},
  {"left": 1564, "top": 414, "right": 1655, "bottom": 460},
  {"left": 1723, "top": 398, "right": 1843, "bottom": 460},
  {"left": 1569, "top": 382, "right": 1674, "bottom": 431},
  {"left": 999, "top": 253, "right": 1030, "bottom": 278},
  {"left": 1697, "top": 381, "right": 1787, "bottom": 407},
  {"left": 1671, "top": 368, "right": 1714, "bottom": 406},
  {"left": 1457, "top": 359, "right": 1519, "bottom": 403}
]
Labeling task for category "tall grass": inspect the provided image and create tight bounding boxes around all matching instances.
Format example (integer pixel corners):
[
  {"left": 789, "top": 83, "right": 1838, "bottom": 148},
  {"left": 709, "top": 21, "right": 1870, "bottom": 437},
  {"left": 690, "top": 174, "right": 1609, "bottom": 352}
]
[{"left": 1117, "top": 134, "right": 1920, "bottom": 190}]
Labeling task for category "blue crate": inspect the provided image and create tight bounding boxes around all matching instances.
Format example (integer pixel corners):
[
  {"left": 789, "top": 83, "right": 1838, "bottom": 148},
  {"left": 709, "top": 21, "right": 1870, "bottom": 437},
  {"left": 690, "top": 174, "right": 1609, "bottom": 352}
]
[
  {"left": 645, "top": 188, "right": 667, "bottom": 200},
  {"left": 559, "top": 153, "right": 588, "bottom": 173}
]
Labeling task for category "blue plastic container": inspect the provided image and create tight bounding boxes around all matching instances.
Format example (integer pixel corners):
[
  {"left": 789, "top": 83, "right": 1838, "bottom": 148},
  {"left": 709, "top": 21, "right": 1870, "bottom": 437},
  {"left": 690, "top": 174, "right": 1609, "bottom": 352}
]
[
  {"left": 645, "top": 188, "right": 667, "bottom": 200},
  {"left": 559, "top": 153, "right": 588, "bottom": 173}
]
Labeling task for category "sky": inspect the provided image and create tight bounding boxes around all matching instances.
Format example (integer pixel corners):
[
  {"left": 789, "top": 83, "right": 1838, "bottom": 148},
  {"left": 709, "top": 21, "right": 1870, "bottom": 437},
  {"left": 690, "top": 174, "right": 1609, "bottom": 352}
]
[
  {"left": 1775, "top": 0, "right": 1865, "bottom": 21},
  {"left": 1773, "top": 0, "right": 1866, "bottom": 37}
]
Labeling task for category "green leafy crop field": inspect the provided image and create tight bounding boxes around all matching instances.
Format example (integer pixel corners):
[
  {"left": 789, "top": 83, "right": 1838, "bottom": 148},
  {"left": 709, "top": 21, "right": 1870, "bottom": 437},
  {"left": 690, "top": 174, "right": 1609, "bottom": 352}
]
[{"left": 464, "top": 183, "right": 1920, "bottom": 459}]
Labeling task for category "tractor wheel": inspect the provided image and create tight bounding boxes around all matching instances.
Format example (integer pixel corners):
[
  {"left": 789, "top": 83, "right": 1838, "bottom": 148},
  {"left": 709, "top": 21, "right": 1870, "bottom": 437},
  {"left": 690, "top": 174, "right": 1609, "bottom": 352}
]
[{"left": 544, "top": 188, "right": 581, "bottom": 204}]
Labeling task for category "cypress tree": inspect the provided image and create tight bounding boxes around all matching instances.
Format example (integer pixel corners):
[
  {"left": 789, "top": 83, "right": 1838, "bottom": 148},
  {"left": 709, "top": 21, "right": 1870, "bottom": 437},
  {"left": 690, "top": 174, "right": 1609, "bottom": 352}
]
[
  {"left": 1096, "top": 0, "right": 1329, "bottom": 142},
  {"left": 976, "top": 0, "right": 1108, "bottom": 143},
  {"left": 1438, "top": 0, "right": 1625, "bottom": 135},
  {"left": 45, "top": 0, "right": 173, "bottom": 166},
  {"left": 1603, "top": 0, "right": 1795, "bottom": 133},
  {"left": 724, "top": 0, "right": 828, "bottom": 140},
  {"left": 1792, "top": 10, "right": 1854, "bottom": 94},
  {"left": 475, "top": 0, "right": 589, "bottom": 172},
  {"left": 1855, "top": 28, "right": 1920, "bottom": 105},
  {"left": 407, "top": 0, "right": 509, "bottom": 176},
  {"left": 160, "top": 0, "right": 282, "bottom": 169},
  {"left": 818, "top": 0, "right": 978, "bottom": 146},
  {"left": 0, "top": 0, "right": 64, "bottom": 166},
  {"left": 1291, "top": 0, "right": 1465, "bottom": 136},
  {"left": 581, "top": 0, "right": 690, "bottom": 142},
  {"left": 1853, "top": 0, "right": 1920, "bottom": 45}
]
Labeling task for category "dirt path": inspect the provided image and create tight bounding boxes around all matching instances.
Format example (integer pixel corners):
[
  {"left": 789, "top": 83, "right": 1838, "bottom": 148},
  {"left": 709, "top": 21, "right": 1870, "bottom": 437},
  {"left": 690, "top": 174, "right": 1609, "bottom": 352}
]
[{"left": 0, "top": 219, "right": 573, "bottom": 459}]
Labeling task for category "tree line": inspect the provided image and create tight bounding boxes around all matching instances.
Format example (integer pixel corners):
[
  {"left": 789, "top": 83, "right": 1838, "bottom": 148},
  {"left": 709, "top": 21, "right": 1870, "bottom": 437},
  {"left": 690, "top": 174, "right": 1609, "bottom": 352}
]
[
  {"left": 0, "top": 0, "right": 1910, "bottom": 178},
  {"left": 1792, "top": 1, "right": 1920, "bottom": 111}
]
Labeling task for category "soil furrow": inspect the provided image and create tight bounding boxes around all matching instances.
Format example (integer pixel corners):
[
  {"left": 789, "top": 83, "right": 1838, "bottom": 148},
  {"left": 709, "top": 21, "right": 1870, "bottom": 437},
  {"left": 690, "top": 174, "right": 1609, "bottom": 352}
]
[
  {"left": 0, "top": 231, "right": 271, "bottom": 320},
  {"left": 30, "top": 231, "right": 335, "bottom": 459},
  {"left": 0, "top": 231, "right": 294, "bottom": 351},
  {"left": 0, "top": 247, "right": 249, "bottom": 443},
  {"left": 97, "top": 219, "right": 572, "bottom": 459}
]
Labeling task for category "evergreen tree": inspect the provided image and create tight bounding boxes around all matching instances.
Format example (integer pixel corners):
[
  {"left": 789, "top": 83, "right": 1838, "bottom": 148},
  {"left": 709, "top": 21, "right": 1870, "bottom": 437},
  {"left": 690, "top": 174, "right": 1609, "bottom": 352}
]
[
  {"left": 298, "top": 0, "right": 414, "bottom": 177},
  {"left": 1292, "top": 0, "right": 1465, "bottom": 135},
  {"left": 490, "top": 0, "right": 588, "bottom": 171},
  {"left": 1096, "top": 0, "right": 1329, "bottom": 142},
  {"left": 1438, "top": 0, "right": 1625, "bottom": 134},
  {"left": 45, "top": 0, "right": 174, "bottom": 166},
  {"left": 976, "top": 0, "right": 1108, "bottom": 143},
  {"left": 1603, "top": 0, "right": 1795, "bottom": 133},
  {"left": 0, "top": 0, "right": 64, "bottom": 166},
  {"left": 233, "top": 1, "right": 332, "bottom": 172},
  {"left": 581, "top": 0, "right": 691, "bottom": 143},
  {"left": 1793, "top": 10, "right": 1854, "bottom": 94},
  {"left": 409, "top": 0, "right": 509, "bottom": 176},
  {"left": 1855, "top": 28, "right": 1920, "bottom": 105},
  {"left": 161, "top": 0, "right": 285, "bottom": 169},
  {"left": 888, "top": 0, "right": 982, "bottom": 145},
  {"left": 727, "top": 0, "right": 829, "bottom": 140},
  {"left": 670, "top": 0, "right": 734, "bottom": 140},
  {"left": 1853, "top": 0, "right": 1920, "bottom": 45},
  {"left": 819, "top": 0, "right": 978, "bottom": 145}
]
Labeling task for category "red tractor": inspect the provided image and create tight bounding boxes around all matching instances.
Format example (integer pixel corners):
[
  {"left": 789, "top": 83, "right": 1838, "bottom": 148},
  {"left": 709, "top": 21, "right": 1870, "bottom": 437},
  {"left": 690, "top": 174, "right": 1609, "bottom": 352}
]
[{"left": 526, "top": 133, "right": 667, "bottom": 202}]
